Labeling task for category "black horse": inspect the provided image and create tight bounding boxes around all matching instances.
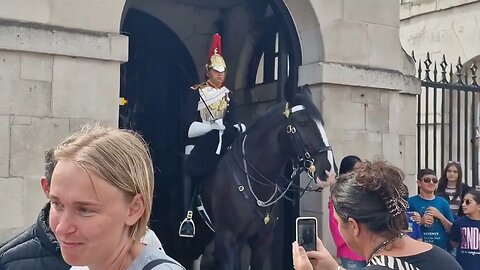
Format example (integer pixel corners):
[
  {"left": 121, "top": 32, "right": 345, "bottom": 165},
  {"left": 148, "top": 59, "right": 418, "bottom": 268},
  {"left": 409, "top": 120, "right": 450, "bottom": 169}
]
[{"left": 185, "top": 86, "right": 336, "bottom": 269}]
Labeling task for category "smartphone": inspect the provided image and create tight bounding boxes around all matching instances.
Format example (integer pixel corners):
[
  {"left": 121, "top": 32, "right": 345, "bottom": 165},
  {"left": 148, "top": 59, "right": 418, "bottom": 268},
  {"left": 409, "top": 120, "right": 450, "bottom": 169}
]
[{"left": 296, "top": 217, "right": 318, "bottom": 252}]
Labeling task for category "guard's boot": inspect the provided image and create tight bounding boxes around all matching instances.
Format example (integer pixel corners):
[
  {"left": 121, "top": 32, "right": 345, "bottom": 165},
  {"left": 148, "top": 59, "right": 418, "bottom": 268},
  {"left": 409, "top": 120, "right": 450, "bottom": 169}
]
[{"left": 179, "top": 177, "right": 196, "bottom": 238}]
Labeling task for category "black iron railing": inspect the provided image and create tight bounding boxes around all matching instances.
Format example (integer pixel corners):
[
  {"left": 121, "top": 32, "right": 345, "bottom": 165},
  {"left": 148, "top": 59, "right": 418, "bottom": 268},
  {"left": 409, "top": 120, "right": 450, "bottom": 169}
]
[{"left": 415, "top": 52, "right": 480, "bottom": 187}]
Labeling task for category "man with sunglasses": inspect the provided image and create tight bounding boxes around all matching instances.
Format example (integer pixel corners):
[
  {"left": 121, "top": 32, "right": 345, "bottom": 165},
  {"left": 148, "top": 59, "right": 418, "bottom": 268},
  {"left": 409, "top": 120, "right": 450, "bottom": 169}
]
[{"left": 408, "top": 168, "right": 454, "bottom": 251}]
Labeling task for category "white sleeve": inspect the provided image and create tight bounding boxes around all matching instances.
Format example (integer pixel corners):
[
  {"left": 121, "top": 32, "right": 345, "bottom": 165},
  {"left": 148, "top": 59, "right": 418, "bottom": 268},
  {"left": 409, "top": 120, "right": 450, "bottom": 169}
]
[{"left": 188, "top": 121, "right": 212, "bottom": 138}]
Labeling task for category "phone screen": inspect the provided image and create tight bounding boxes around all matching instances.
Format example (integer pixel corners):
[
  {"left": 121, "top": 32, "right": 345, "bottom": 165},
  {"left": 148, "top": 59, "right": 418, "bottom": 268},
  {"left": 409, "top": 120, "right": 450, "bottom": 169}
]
[{"left": 297, "top": 218, "right": 317, "bottom": 252}]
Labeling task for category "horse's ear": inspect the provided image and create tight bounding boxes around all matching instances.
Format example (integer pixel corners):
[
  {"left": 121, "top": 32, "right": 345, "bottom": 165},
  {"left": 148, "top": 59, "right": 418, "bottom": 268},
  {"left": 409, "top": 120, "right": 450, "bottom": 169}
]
[
  {"left": 285, "top": 77, "right": 312, "bottom": 104},
  {"left": 292, "top": 84, "right": 312, "bottom": 105},
  {"left": 299, "top": 84, "right": 312, "bottom": 96}
]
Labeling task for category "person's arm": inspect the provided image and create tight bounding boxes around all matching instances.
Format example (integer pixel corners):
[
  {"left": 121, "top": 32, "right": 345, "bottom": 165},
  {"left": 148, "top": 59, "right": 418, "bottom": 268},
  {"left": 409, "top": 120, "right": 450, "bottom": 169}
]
[
  {"left": 438, "top": 214, "right": 453, "bottom": 232},
  {"left": 450, "top": 219, "right": 461, "bottom": 248},
  {"left": 421, "top": 213, "right": 435, "bottom": 226},
  {"left": 188, "top": 121, "right": 224, "bottom": 138},
  {"left": 427, "top": 206, "right": 452, "bottom": 232},
  {"left": 183, "top": 89, "right": 202, "bottom": 138},
  {"left": 183, "top": 88, "right": 224, "bottom": 139}
]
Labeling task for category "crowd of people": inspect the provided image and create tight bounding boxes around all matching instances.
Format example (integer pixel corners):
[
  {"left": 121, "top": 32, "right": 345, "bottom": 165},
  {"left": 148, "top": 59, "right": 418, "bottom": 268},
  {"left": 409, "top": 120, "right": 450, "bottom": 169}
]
[
  {"left": 1, "top": 131, "right": 478, "bottom": 270},
  {"left": 2, "top": 127, "right": 476, "bottom": 270},
  {"left": 1, "top": 135, "right": 479, "bottom": 270},
  {"left": 293, "top": 156, "right": 479, "bottom": 270}
]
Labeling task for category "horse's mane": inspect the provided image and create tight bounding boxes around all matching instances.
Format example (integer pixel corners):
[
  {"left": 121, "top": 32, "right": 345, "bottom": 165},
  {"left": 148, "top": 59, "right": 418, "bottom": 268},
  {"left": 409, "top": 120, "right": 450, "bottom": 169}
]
[
  {"left": 246, "top": 103, "right": 286, "bottom": 132},
  {"left": 246, "top": 86, "right": 323, "bottom": 133}
]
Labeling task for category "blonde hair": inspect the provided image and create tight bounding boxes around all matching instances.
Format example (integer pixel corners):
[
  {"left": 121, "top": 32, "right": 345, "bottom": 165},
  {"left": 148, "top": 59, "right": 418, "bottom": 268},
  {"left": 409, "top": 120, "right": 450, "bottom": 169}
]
[{"left": 54, "top": 125, "right": 154, "bottom": 241}]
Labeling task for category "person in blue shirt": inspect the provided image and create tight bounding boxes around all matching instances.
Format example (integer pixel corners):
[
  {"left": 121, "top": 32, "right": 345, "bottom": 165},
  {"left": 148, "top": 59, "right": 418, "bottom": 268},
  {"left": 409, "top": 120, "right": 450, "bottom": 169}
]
[
  {"left": 408, "top": 168, "right": 454, "bottom": 250},
  {"left": 450, "top": 190, "right": 480, "bottom": 270}
]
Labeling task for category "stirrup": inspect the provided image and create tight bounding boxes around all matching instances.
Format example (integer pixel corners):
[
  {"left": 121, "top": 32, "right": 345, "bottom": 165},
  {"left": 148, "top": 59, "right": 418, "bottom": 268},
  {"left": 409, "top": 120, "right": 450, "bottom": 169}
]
[{"left": 178, "top": 210, "right": 195, "bottom": 238}]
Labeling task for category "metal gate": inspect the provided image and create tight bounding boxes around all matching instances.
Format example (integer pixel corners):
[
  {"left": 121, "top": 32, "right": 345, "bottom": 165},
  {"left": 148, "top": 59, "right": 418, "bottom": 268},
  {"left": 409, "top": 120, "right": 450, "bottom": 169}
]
[{"left": 416, "top": 52, "right": 480, "bottom": 187}]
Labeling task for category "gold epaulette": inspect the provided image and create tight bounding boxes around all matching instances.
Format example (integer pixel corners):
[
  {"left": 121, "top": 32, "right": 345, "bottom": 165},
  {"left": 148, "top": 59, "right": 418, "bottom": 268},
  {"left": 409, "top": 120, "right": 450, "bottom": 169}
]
[{"left": 190, "top": 82, "right": 208, "bottom": 91}]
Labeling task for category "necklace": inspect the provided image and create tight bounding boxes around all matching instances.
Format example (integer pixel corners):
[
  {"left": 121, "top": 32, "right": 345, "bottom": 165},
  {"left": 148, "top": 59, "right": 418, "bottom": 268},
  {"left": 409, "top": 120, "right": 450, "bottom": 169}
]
[{"left": 368, "top": 233, "right": 404, "bottom": 262}]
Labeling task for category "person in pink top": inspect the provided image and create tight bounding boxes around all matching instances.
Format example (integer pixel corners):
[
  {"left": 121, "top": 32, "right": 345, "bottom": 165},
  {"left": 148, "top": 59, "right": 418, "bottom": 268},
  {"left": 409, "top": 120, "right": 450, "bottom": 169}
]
[{"left": 328, "top": 155, "right": 367, "bottom": 269}]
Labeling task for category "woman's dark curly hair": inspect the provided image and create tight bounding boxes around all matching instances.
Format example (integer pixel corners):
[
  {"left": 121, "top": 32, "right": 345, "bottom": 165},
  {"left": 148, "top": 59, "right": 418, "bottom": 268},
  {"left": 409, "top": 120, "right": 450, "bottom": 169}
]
[{"left": 331, "top": 160, "right": 408, "bottom": 237}]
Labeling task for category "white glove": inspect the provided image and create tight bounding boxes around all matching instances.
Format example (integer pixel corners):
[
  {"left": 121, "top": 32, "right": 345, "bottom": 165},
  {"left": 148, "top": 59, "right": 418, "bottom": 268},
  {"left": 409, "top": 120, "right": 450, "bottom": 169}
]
[
  {"left": 211, "top": 119, "right": 225, "bottom": 131},
  {"left": 234, "top": 123, "right": 246, "bottom": 133}
]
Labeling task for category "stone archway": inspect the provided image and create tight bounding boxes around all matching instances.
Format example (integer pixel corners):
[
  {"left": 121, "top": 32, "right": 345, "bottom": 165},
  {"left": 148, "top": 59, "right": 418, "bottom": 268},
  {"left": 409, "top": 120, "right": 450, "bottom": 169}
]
[
  {"left": 280, "top": 0, "right": 325, "bottom": 64},
  {"left": 114, "top": 1, "right": 324, "bottom": 269}
]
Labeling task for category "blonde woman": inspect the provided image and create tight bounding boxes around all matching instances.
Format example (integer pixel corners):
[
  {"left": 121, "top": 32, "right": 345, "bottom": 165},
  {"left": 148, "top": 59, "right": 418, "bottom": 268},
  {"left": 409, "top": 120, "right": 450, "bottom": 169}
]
[{"left": 48, "top": 126, "right": 184, "bottom": 270}]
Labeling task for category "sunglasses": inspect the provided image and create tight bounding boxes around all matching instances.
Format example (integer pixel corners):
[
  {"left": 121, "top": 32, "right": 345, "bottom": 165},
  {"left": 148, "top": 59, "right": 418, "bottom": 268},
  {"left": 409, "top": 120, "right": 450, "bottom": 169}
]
[
  {"left": 448, "top": 161, "right": 461, "bottom": 165},
  {"left": 463, "top": 199, "right": 476, "bottom": 205},
  {"left": 422, "top": 177, "right": 438, "bottom": 184}
]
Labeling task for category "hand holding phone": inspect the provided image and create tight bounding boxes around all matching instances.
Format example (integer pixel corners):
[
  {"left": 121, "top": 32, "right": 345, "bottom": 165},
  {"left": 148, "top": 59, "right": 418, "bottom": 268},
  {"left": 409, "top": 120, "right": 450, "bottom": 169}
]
[{"left": 296, "top": 217, "right": 318, "bottom": 252}]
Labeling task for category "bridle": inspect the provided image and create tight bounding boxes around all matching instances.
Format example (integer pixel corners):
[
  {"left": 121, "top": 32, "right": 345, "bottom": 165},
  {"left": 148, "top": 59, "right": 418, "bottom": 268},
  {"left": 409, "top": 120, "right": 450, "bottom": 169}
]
[
  {"left": 284, "top": 103, "right": 332, "bottom": 182},
  {"left": 232, "top": 103, "right": 333, "bottom": 210}
]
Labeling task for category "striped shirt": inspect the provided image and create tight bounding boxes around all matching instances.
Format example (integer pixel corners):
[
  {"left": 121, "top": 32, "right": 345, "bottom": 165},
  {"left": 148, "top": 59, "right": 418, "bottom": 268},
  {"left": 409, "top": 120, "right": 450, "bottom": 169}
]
[{"left": 445, "top": 186, "right": 461, "bottom": 214}]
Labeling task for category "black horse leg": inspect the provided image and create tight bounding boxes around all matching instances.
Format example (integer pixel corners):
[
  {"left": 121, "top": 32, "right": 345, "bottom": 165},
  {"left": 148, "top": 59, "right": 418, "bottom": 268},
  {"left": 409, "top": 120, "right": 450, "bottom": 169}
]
[
  {"left": 249, "top": 229, "right": 274, "bottom": 270},
  {"left": 215, "top": 231, "right": 239, "bottom": 270}
]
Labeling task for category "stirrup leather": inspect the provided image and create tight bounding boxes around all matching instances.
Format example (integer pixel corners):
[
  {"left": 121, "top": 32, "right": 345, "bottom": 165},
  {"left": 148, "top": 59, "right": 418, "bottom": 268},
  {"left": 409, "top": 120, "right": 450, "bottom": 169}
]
[
  {"left": 196, "top": 196, "right": 215, "bottom": 232},
  {"left": 178, "top": 210, "right": 195, "bottom": 238}
]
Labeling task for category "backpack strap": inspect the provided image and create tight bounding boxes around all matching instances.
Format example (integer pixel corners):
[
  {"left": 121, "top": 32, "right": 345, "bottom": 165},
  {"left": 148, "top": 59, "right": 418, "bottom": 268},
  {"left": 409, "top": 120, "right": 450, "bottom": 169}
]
[{"left": 142, "top": 259, "right": 176, "bottom": 270}]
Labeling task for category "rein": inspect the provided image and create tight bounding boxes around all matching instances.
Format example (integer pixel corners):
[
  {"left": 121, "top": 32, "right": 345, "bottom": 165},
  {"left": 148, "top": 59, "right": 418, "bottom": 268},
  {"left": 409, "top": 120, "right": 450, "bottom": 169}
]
[{"left": 241, "top": 134, "right": 293, "bottom": 207}]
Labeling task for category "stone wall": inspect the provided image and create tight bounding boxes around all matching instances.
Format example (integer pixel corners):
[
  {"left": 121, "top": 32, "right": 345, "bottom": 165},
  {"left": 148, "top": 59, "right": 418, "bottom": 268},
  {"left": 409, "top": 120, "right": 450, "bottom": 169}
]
[
  {"left": 401, "top": 0, "right": 480, "bottom": 63},
  {"left": 0, "top": 2, "right": 127, "bottom": 240},
  {"left": 296, "top": 0, "right": 420, "bottom": 253}
]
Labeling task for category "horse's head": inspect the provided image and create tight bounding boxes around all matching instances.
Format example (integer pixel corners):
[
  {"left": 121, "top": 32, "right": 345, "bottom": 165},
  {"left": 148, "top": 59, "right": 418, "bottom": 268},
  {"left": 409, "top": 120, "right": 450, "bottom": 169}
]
[{"left": 282, "top": 85, "right": 336, "bottom": 188}]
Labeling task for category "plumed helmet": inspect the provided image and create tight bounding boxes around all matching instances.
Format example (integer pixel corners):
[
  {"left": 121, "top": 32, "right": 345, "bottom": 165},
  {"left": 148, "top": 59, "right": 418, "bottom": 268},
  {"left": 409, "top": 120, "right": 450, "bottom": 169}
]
[{"left": 206, "top": 33, "right": 227, "bottom": 73}]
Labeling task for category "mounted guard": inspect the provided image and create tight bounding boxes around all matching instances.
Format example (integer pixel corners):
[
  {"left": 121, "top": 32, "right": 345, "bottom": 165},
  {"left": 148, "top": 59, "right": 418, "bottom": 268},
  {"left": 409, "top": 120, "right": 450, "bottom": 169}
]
[{"left": 179, "top": 33, "right": 246, "bottom": 237}]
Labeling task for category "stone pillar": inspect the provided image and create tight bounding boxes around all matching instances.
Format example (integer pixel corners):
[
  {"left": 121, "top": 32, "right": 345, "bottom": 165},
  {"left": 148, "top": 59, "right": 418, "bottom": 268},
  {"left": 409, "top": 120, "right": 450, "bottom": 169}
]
[
  {"left": 0, "top": 1, "right": 127, "bottom": 240},
  {"left": 292, "top": 0, "right": 420, "bottom": 254}
]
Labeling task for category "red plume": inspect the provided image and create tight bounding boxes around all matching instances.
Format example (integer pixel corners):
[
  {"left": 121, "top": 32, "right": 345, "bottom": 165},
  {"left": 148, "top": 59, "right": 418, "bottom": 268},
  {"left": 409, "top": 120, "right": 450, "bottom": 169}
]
[{"left": 208, "top": 33, "right": 222, "bottom": 59}]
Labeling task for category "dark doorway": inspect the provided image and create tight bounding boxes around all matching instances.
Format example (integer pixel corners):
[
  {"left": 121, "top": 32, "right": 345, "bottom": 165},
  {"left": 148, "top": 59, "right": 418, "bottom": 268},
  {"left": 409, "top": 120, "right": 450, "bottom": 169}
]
[{"left": 119, "top": 8, "right": 198, "bottom": 256}]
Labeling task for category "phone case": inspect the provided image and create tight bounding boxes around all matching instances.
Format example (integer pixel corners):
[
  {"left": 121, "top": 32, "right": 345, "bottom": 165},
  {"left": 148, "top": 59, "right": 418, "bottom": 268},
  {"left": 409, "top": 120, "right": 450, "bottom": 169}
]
[{"left": 296, "top": 217, "right": 318, "bottom": 252}]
